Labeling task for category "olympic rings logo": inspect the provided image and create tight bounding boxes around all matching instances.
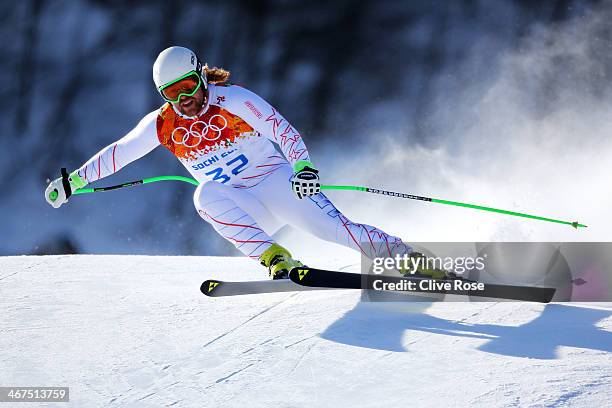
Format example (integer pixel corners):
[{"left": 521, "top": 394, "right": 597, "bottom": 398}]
[{"left": 171, "top": 115, "right": 228, "bottom": 147}]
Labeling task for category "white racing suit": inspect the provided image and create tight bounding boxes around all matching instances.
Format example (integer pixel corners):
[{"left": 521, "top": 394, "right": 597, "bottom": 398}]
[{"left": 74, "top": 83, "right": 411, "bottom": 260}]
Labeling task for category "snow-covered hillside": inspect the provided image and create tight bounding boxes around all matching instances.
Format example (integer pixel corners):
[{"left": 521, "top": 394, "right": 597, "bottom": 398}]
[{"left": 1, "top": 255, "right": 611, "bottom": 407}]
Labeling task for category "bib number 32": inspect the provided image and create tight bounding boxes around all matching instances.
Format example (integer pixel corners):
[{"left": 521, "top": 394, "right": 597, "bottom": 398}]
[{"left": 204, "top": 154, "right": 249, "bottom": 183}]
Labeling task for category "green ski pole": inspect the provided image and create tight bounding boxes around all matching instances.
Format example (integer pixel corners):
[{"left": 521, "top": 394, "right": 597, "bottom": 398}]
[
  {"left": 321, "top": 185, "right": 587, "bottom": 229},
  {"left": 51, "top": 174, "right": 586, "bottom": 229}
]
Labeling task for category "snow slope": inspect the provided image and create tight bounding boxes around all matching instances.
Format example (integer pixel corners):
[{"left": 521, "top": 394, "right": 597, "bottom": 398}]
[{"left": 1, "top": 255, "right": 611, "bottom": 407}]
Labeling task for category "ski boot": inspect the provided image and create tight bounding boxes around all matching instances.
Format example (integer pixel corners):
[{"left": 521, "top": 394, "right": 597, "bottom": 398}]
[
  {"left": 259, "top": 243, "right": 303, "bottom": 280},
  {"left": 399, "top": 251, "right": 455, "bottom": 279}
]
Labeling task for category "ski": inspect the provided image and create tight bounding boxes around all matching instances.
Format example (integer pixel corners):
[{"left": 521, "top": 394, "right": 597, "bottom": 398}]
[
  {"left": 288, "top": 267, "right": 556, "bottom": 303},
  {"left": 200, "top": 278, "right": 333, "bottom": 297}
]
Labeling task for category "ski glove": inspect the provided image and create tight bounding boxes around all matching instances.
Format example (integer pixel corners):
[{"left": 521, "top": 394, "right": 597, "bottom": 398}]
[
  {"left": 45, "top": 168, "right": 86, "bottom": 209},
  {"left": 291, "top": 161, "right": 320, "bottom": 199}
]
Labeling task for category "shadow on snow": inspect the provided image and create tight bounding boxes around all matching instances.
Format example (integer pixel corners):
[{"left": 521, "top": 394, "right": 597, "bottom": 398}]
[{"left": 320, "top": 302, "right": 612, "bottom": 359}]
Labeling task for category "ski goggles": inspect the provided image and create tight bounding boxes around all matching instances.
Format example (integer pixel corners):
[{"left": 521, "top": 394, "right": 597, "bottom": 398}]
[{"left": 158, "top": 71, "right": 203, "bottom": 103}]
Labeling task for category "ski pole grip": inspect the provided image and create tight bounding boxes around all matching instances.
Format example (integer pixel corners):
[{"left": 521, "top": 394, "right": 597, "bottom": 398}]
[{"left": 61, "top": 167, "right": 72, "bottom": 199}]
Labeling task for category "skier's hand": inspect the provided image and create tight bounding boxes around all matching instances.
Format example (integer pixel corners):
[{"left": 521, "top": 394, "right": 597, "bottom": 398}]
[
  {"left": 45, "top": 177, "right": 71, "bottom": 208},
  {"left": 291, "top": 161, "right": 320, "bottom": 199},
  {"left": 45, "top": 168, "right": 86, "bottom": 208}
]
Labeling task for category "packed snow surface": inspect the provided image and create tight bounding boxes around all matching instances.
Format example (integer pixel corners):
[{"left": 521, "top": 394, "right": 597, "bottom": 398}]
[{"left": 1, "top": 255, "right": 611, "bottom": 407}]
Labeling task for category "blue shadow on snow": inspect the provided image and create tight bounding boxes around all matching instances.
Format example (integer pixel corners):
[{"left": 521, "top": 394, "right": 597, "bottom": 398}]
[{"left": 320, "top": 302, "right": 611, "bottom": 359}]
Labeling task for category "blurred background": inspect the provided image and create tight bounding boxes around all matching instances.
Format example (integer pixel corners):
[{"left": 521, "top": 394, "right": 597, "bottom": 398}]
[{"left": 2, "top": 0, "right": 611, "bottom": 258}]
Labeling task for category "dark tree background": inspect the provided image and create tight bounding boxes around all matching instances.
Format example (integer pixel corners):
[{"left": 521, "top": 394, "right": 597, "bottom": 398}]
[{"left": 0, "top": 0, "right": 606, "bottom": 255}]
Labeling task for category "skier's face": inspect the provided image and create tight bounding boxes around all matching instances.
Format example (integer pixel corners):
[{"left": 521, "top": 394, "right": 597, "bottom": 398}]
[{"left": 174, "top": 87, "right": 207, "bottom": 117}]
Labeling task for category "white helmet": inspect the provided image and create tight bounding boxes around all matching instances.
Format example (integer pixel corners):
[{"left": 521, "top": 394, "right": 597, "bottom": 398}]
[{"left": 152, "top": 46, "right": 207, "bottom": 91}]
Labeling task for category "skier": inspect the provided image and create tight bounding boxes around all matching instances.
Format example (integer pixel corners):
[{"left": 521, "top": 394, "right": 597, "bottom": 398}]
[{"left": 45, "top": 46, "right": 431, "bottom": 279}]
